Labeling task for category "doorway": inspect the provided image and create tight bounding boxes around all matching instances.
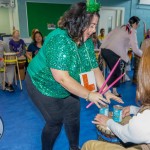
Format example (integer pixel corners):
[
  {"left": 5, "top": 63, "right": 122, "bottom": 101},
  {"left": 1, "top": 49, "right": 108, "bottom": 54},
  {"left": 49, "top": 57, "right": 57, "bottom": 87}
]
[{"left": 98, "top": 7, "right": 125, "bottom": 35}]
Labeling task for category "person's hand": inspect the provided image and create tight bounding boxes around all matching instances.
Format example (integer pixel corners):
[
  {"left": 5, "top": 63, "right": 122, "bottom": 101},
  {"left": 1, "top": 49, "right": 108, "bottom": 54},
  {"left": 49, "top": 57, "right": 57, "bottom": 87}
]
[
  {"left": 104, "top": 91, "right": 124, "bottom": 104},
  {"left": 20, "top": 55, "right": 25, "bottom": 58},
  {"left": 122, "top": 106, "right": 130, "bottom": 118},
  {"left": 16, "top": 52, "right": 20, "bottom": 55},
  {"left": 92, "top": 114, "right": 110, "bottom": 127},
  {"left": 88, "top": 92, "right": 110, "bottom": 108}
]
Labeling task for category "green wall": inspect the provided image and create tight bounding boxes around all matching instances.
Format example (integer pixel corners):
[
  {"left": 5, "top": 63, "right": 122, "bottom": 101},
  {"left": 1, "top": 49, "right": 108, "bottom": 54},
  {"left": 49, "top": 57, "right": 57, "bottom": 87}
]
[{"left": 26, "top": 2, "right": 70, "bottom": 37}]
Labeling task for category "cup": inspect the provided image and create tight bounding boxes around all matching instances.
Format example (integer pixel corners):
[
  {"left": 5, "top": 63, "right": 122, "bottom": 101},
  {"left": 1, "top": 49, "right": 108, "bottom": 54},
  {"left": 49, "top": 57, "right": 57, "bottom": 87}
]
[
  {"left": 99, "top": 104, "right": 109, "bottom": 116},
  {"left": 113, "top": 105, "right": 123, "bottom": 122}
]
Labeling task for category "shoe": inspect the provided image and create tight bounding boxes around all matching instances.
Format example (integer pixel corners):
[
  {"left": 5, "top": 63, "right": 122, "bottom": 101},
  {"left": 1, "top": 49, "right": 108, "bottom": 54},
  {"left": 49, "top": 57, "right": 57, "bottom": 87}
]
[
  {"left": 5, "top": 82, "right": 8, "bottom": 87},
  {"left": 5, "top": 84, "right": 14, "bottom": 92}
]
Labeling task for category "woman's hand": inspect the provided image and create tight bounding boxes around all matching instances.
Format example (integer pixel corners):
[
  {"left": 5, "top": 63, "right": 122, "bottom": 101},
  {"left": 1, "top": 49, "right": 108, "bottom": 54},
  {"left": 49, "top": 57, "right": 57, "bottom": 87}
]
[
  {"left": 88, "top": 92, "right": 110, "bottom": 108},
  {"left": 122, "top": 106, "right": 130, "bottom": 118},
  {"left": 92, "top": 114, "right": 110, "bottom": 127},
  {"left": 104, "top": 91, "right": 124, "bottom": 104}
]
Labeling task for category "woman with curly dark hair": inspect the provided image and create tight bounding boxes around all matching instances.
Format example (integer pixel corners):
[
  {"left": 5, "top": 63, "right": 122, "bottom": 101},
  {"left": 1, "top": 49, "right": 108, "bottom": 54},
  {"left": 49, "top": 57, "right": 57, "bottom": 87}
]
[{"left": 25, "top": 1, "right": 123, "bottom": 150}]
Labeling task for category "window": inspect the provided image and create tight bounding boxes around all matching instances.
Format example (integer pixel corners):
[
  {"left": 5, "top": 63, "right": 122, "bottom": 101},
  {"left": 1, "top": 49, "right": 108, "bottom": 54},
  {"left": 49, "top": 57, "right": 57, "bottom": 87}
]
[{"left": 139, "top": 0, "right": 150, "bottom": 5}]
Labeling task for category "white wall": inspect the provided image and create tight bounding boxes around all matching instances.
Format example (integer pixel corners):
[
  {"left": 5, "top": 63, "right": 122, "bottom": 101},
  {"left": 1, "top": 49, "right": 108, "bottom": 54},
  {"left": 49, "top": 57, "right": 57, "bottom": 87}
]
[
  {"left": 0, "top": 0, "right": 19, "bottom": 35},
  {"left": 9, "top": 0, "right": 20, "bottom": 32},
  {"left": 0, "top": 7, "right": 11, "bottom": 34}
]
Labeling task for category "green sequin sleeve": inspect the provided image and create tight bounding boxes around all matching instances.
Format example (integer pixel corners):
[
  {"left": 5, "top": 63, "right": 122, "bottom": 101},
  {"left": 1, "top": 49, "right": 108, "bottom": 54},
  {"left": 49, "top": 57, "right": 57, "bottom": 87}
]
[{"left": 45, "top": 34, "right": 72, "bottom": 71}]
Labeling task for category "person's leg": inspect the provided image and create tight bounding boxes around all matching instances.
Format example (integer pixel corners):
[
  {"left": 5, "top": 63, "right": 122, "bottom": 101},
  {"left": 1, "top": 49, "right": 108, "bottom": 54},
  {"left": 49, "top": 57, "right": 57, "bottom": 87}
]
[
  {"left": 5, "top": 65, "right": 15, "bottom": 84},
  {"left": 5, "top": 65, "right": 15, "bottom": 92},
  {"left": 101, "top": 49, "right": 121, "bottom": 96},
  {"left": 81, "top": 140, "right": 138, "bottom": 150},
  {"left": 41, "top": 119, "right": 63, "bottom": 150},
  {"left": 25, "top": 72, "right": 63, "bottom": 150},
  {"left": 63, "top": 95, "right": 80, "bottom": 150}
]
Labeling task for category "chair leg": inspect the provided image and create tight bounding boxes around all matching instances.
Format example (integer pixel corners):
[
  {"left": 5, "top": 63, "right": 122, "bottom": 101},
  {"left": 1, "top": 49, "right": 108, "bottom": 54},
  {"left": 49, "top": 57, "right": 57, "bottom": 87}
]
[
  {"left": 16, "top": 62, "right": 22, "bottom": 90},
  {"left": 14, "top": 67, "right": 17, "bottom": 86},
  {"left": 3, "top": 66, "right": 6, "bottom": 90}
]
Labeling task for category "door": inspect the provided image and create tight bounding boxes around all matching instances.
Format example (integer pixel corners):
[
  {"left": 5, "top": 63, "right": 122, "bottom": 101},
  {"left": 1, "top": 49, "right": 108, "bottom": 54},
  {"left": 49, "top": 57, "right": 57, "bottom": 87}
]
[{"left": 98, "top": 7, "right": 125, "bottom": 35}]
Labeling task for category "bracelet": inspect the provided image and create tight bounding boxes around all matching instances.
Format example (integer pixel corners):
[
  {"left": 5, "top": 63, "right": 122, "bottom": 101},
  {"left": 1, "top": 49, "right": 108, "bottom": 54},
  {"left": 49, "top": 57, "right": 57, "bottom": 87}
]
[{"left": 85, "top": 92, "right": 91, "bottom": 101}]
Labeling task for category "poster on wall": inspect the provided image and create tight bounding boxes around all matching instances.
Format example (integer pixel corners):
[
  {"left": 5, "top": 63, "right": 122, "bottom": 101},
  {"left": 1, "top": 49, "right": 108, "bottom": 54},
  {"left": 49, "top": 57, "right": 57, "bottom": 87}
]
[{"left": 47, "top": 23, "right": 56, "bottom": 30}]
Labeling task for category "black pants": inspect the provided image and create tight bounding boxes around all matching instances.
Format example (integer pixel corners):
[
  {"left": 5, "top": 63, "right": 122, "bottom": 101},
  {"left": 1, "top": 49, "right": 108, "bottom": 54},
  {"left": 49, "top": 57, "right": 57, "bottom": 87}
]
[
  {"left": 25, "top": 73, "right": 80, "bottom": 150},
  {"left": 101, "top": 48, "right": 125, "bottom": 87}
]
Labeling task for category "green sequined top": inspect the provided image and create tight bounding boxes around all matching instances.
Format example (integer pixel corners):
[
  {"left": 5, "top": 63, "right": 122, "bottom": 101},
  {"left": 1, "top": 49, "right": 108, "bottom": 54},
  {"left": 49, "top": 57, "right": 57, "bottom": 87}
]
[{"left": 27, "top": 28, "right": 98, "bottom": 98}]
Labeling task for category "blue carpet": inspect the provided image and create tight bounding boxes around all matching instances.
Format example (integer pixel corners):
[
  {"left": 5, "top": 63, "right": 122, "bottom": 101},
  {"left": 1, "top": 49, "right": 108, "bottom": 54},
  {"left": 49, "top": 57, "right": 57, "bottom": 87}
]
[{"left": 0, "top": 74, "right": 137, "bottom": 150}]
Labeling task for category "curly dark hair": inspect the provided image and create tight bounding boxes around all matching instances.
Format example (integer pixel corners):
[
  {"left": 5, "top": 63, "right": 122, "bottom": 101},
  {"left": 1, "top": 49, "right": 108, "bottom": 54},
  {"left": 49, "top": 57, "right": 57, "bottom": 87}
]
[
  {"left": 32, "top": 31, "right": 44, "bottom": 45},
  {"left": 58, "top": 2, "right": 100, "bottom": 44}
]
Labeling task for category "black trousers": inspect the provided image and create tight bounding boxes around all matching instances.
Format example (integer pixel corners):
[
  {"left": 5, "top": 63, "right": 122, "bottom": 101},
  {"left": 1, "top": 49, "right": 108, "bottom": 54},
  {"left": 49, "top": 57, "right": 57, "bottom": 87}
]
[
  {"left": 101, "top": 48, "right": 125, "bottom": 88},
  {"left": 25, "top": 72, "right": 80, "bottom": 150}
]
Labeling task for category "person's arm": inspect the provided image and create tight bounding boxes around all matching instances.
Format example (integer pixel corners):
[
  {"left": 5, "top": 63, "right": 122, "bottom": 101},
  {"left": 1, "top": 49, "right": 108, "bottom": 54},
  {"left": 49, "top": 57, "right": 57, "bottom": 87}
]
[
  {"left": 26, "top": 51, "right": 32, "bottom": 60},
  {"left": 130, "top": 30, "right": 143, "bottom": 57},
  {"left": 93, "top": 110, "right": 150, "bottom": 144},
  {"left": 107, "top": 110, "right": 150, "bottom": 143},
  {"left": 51, "top": 69, "right": 108, "bottom": 107},
  {"left": 122, "top": 106, "right": 140, "bottom": 118}
]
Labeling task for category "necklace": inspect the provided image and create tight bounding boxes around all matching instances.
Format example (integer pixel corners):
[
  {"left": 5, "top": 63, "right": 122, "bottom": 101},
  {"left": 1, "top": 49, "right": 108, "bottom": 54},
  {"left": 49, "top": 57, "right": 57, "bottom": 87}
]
[{"left": 74, "top": 42, "right": 93, "bottom": 73}]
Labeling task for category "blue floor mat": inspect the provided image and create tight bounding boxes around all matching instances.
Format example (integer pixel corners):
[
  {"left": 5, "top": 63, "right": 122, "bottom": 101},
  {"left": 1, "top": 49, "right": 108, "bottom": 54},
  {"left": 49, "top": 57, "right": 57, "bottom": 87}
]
[{"left": 0, "top": 77, "right": 137, "bottom": 150}]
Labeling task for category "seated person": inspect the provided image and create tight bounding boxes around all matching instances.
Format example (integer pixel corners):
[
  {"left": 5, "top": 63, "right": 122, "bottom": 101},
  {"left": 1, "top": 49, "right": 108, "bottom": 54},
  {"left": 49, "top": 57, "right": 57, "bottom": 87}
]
[
  {"left": 9, "top": 30, "right": 26, "bottom": 59},
  {"left": 98, "top": 28, "right": 105, "bottom": 43},
  {"left": 26, "top": 31, "right": 44, "bottom": 62},
  {"left": 0, "top": 40, "right": 15, "bottom": 92},
  {"left": 31, "top": 28, "right": 39, "bottom": 40},
  {"left": 82, "top": 46, "right": 150, "bottom": 150}
]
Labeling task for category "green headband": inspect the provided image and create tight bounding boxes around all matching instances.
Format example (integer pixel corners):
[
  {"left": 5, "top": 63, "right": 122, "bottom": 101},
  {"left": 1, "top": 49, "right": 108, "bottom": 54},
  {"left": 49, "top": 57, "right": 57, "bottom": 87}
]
[{"left": 86, "top": 0, "right": 101, "bottom": 13}]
